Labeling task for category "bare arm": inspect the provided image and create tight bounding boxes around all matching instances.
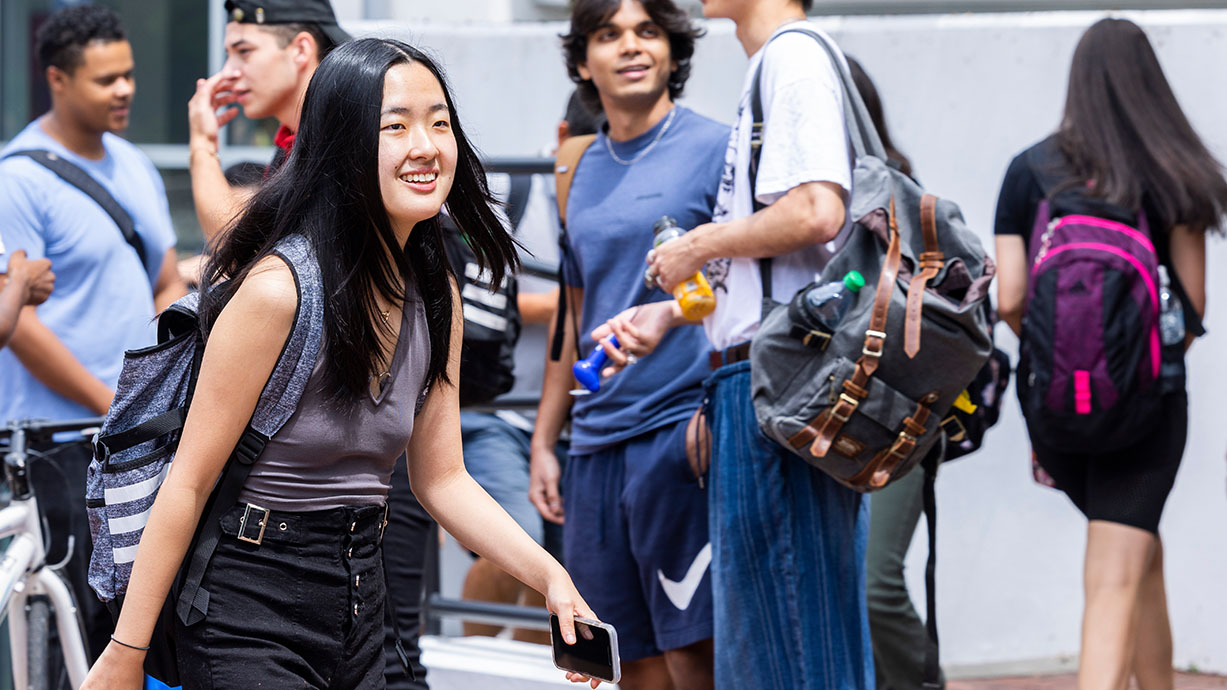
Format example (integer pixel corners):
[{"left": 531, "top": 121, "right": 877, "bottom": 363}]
[
  {"left": 995, "top": 235, "right": 1028, "bottom": 337},
  {"left": 528, "top": 286, "right": 581, "bottom": 524},
  {"left": 647, "top": 180, "right": 847, "bottom": 292},
  {"left": 153, "top": 247, "right": 189, "bottom": 312},
  {"left": 409, "top": 283, "right": 596, "bottom": 649},
  {"left": 81, "top": 256, "right": 297, "bottom": 689},
  {"left": 1169, "top": 224, "right": 1206, "bottom": 350},
  {"left": 9, "top": 309, "right": 114, "bottom": 414},
  {"left": 518, "top": 288, "right": 559, "bottom": 325},
  {"left": 188, "top": 70, "right": 247, "bottom": 242}
]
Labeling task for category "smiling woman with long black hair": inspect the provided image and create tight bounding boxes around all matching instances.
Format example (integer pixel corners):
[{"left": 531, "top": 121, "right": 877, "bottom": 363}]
[{"left": 82, "top": 38, "right": 599, "bottom": 689}]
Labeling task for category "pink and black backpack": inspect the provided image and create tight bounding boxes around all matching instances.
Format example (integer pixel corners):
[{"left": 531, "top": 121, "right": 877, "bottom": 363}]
[{"left": 1017, "top": 145, "right": 1164, "bottom": 453}]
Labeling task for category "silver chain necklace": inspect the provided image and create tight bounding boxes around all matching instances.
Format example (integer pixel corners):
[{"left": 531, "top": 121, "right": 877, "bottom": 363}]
[{"left": 604, "top": 107, "right": 678, "bottom": 166}]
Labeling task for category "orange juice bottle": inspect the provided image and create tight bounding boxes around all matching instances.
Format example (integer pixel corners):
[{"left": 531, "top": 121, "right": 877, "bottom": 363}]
[{"left": 649, "top": 217, "right": 716, "bottom": 321}]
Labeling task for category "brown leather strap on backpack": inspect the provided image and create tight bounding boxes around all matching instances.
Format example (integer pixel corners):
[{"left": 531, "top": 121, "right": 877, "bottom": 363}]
[
  {"left": 844, "top": 394, "right": 936, "bottom": 488},
  {"left": 904, "top": 194, "right": 944, "bottom": 358},
  {"left": 553, "top": 134, "right": 597, "bottom": 228},
  {"left": 806, "top": 196, "right": 905, "bottom": 458}
]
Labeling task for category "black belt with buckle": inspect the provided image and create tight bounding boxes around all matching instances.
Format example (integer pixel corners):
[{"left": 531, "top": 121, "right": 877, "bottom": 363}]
[{"left": 227, "top": 502, "right": 388, "bottom": 547}]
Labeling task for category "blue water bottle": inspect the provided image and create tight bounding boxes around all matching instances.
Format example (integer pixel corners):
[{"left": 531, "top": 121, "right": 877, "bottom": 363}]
[
  {"left": 573, "top": 335, "right": 620, "bottom": 393},
  {"left": 803, "top": 271, "right": 866, "bottom": 331}
]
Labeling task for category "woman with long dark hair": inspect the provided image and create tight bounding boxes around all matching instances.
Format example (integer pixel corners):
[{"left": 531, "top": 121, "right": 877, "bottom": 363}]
[
  {"left": 995, "top": 18, "right": 1224, "bottom": 690},
  {"left": 82, "top": 38, "right": 598, "bottom": 689}
]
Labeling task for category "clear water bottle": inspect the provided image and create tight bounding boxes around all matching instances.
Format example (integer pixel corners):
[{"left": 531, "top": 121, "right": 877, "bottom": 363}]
[
  {"left": 1158, "top": 265, "right": 1185, "bottom": 346},
  {"left": 803, "top": 271, "right": 866, "bottom": 331}
]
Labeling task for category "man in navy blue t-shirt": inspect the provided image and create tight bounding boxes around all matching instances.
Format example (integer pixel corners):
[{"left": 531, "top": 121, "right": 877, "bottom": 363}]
[{"left": 529, "top": 0, "right": 727, "bottom": 686}]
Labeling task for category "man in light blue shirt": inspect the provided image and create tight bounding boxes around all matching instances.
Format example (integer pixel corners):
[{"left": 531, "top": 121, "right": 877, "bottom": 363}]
[{"left": 0, "top": 4, "right": 185, "bottom": 664}]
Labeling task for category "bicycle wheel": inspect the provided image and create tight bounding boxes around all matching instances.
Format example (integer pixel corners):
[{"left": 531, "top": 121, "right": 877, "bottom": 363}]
[{"left": 26, "top": 597, "right": 50, "bottom": 690}]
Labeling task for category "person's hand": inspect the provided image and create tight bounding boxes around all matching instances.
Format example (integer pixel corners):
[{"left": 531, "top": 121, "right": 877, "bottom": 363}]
[
  {"left": 80, "top": 640, "right": 147, "bottom": 690},
  {"left": 5, "top": 250, "right": 54, "bottom": 306},
  {"left": 589, "top": 301, "right": 679, "bottom": 377},
  {"left": 544, "top": 571, "right": 604, "bottom": 688},
  {"left": 529, "top": 444, "right": 565, "bottom": 525},
  {"left": 188, "top": 68, "right": 241, "bottom": 153},
  {"left": 645, "top": 222, "right": 712, "bottom": 293}
]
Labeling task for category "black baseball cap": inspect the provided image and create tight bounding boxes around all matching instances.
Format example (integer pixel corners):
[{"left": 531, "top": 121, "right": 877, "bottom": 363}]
[{"left": 223, "top": 0, "right": 351, "bottom": 48}]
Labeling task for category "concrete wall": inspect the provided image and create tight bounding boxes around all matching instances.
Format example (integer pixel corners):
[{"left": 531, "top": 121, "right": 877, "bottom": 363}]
[{"left": 350, "top": 9, "right": 1227, "bottom": 674}]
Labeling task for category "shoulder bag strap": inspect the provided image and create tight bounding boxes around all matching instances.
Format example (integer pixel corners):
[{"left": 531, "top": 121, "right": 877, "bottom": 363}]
[
  {"left": 178, "top": 237, "right": 323, "bottom": 626},
  {"left": 5, "top": 149, "right": 148, "bottom": 267},
  {"left": 554, "top": 134, "right": 597, "bottom": 229},
  {"left": 904, "top": 194, "right": 944, "bottom": 358},
  {"left": 747, "top": 27, "right": 885, "bottom": 316},
  {"left": 549, "top": 134, "right": 596, "bottom": 362}
]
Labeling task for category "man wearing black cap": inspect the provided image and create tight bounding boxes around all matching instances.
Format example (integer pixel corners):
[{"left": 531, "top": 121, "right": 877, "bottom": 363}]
[{"left": 187, "top": 0, "right": 350, "bottom": 241}]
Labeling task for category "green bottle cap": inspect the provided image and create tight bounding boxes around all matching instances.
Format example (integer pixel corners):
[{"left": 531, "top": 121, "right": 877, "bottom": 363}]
[{"left": 843, "top": 270, "right": 866, "bottom": 292}]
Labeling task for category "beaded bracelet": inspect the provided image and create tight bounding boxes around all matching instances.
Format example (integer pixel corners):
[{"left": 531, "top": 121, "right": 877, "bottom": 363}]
[{"left": 110, "top": 634, "right": 150, "bottom": 652}]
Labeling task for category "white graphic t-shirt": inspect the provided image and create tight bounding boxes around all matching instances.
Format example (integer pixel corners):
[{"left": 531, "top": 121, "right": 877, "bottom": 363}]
[{"left": 703, "top": 22, "right": 853, "bottom": 351}]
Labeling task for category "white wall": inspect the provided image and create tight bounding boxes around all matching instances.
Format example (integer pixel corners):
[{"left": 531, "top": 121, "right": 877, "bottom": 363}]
[{"left": 350, "top": 9, "right": 1227, "bottom": 674}]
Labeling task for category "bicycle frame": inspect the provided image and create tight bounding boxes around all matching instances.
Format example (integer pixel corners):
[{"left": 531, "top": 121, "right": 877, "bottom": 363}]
[{"left": 0, "top": 419, "right": 103, "bottom": 689}]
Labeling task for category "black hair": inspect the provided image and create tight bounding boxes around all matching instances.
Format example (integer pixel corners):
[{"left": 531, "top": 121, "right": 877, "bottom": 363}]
[
  {"left": 847, "top": 57, "right": 912, "bottom": 179},
  {"left": 200, "top": 38, "right": 518, "bottom": 404},
  {"left": 800, "top": 0, "right": 813, "bottom": 11},
  {"left": 562, "top": 0, "right": 703, "bottom": 114},
  {"left": 1057, "top": 18, "right": 1227, "bottom": 233},
  {"left": 258, "top": 22, "right": 338, "bottom": 61},
  {"left": 36, "top": 4, "right": 126, "bottom": 74},
  {"left": 223, "top": 161, "right": 267, "bottom": 188},
  {"left": 563, "top": 89, "right": 602, "bottom": 137}
]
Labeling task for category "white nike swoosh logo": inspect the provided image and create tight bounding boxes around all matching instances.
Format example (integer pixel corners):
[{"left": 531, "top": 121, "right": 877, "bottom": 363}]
[{"left": 657, "top": 542, "right": 712, "bottom": 611}]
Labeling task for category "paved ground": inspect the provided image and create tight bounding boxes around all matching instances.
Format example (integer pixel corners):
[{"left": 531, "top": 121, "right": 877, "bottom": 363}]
[{"left": 949, "top": 673, "right": 1227, "bottom": 689}]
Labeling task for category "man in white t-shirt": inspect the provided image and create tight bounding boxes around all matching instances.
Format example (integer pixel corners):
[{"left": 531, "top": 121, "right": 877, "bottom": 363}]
[
  {"left": 591, "top": 0, "right": 873, "bottom": 687},
  {"left": 0, "top": 240, "right": 54, "bottom": 348}
]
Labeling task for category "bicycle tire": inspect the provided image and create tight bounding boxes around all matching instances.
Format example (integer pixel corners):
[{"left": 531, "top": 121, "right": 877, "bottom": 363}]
[{"left": 26, "top": 597, "right": 51, "bottom": 690}]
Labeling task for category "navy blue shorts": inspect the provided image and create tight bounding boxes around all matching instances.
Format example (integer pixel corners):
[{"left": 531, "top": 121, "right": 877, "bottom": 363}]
[{"left": 562, "top": 418, "right": 713, "bottom": 661}]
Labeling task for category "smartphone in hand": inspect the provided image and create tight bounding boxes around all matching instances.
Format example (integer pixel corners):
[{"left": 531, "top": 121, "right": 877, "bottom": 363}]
[{"left": 550, "top": 613, "right": 621, "bottom": 684}]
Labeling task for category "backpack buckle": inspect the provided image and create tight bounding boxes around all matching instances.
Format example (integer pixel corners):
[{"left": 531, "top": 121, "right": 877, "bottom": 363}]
[
  {"left": 237, "top": 503, "right": 270, "bottom": 545},
  {"left": 863, "top": 329, "right": 887, "bottom": 358},
  {"left": 941, "top": 415, "right": 967, "bottom": 443},
  {"left": 832, "top": 393, "right": 860, "bottom": 423},
  {"left": 802, "top": 329, "right": 831, "bottom": 349}
]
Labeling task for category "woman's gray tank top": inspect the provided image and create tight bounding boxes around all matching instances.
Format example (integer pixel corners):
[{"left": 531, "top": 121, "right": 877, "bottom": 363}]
[{"left": 239, "top": 284, "right": 430, "bottom": 512}]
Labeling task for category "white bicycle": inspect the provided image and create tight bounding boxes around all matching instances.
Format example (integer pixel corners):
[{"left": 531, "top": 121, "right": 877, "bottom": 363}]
[{"left": 0, "top": 418, "right": 101, "bottom": 690}]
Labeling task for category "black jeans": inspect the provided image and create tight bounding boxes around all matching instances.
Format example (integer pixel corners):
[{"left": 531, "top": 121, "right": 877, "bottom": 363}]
[
  {"left": 383, "top": 455, "right": 431, "bottom": 689},
  {"left": 176, "top": 503, "right": 390, "bottom": 689}
]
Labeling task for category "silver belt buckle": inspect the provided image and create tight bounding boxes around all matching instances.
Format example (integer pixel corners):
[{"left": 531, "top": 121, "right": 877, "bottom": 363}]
[{"left": 237, "top": 503, "right": 270, "bottom": 545}]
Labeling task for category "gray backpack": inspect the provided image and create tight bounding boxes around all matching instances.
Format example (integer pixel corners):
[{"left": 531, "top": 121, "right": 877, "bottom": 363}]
[
  {"left": 749, "top": 29, "right": 995, "bottom": 493},
  {"left": 747, "top": 30, "right": 995, "bottom": 688},
  {"left": 84, "top": 235, "right": 323, "bottom": 686}
]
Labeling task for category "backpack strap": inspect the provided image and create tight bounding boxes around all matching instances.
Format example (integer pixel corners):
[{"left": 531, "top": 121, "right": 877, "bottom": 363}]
[
  {"left": 904, "top": 194, "right": 944, "bottom": 358},
  {"left": 5, "top": 149, "right": 148, "bottom": 268},
  {"left": 550, "top": 134, "right": 596, "bottom": 363},
  {"left": 176, "top": 234, "right": 325, "bottom": 626},
  {"left": 747, "top": 27, "right": 885, "bottom": 316},
  {"left": 554, "top": 134, "right": 597, "bottom": 229}
]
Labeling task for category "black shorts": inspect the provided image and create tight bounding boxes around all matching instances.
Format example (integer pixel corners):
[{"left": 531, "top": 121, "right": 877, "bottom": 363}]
[
  {"left": 1032, "top": 392, "right": 1187, "bottom": 534},
  {"left": 176, "top": 503, "right": 389, "bottom": 689}
]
